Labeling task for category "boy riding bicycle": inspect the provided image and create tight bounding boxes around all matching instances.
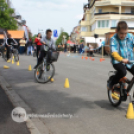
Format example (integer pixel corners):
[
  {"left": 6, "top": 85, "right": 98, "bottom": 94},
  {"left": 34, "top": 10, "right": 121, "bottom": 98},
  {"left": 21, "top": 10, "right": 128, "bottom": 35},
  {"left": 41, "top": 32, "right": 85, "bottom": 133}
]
[
  {"left": 6, "top": 33, "right": 18, "bottom": 61},
  {"left": 34, "top": 29, "right": 56, "bottom": 69},
  {"left": 108, "top": 21, "right": 134, "bottom": 90}
]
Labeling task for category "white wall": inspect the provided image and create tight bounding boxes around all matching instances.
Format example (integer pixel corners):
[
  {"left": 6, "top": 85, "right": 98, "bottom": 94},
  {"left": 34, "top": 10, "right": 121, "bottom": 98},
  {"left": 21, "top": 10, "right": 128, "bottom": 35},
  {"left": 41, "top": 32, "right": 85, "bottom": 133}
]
[{"left": 126, "top": 20, "right": 134, "bottom": 27}]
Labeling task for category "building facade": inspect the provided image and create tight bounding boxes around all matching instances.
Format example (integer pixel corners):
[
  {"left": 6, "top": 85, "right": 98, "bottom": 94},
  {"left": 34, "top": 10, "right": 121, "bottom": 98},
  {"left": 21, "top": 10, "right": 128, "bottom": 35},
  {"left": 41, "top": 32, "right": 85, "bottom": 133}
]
[
  {"left": 70, "top": 25, "right": 81, "bottom": 45},
  {"left": 80, "top": 0, "right": 134, "bottom": 38}
]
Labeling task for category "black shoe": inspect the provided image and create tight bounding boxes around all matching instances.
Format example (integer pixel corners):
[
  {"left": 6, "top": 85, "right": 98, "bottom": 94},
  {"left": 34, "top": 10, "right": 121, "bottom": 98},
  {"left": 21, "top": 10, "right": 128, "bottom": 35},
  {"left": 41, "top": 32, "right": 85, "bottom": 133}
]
[
  {"left": 34, "top": 62, "right": 42, "bottom": 69},
  {"left": 34, "top": 64, "right": 38, "bottom": 69}
]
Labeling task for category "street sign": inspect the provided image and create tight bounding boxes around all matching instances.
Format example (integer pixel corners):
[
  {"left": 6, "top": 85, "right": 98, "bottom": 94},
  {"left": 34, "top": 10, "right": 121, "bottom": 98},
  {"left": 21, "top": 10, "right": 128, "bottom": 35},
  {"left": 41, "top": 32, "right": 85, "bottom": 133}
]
[{"left": 53, "top": 30, "right": 58, "bottom": 38}]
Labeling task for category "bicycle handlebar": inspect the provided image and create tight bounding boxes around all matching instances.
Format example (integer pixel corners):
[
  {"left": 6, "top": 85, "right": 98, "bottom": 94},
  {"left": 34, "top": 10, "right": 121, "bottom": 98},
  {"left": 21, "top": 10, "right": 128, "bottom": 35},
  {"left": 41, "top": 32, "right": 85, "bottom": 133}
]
[{"left": 128, "top": 60, "right": 134, "bottom": 64}]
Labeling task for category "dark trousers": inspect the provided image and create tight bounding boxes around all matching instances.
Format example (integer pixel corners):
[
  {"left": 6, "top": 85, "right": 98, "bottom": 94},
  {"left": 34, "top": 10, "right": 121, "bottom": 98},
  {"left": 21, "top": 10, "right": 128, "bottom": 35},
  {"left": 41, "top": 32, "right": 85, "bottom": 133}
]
[
  {"left": 38, "top": 50, "right": 51, "bottom": 64},
  {"left": 5, "top": 45, "right": 10, "bottom": 60},
  {"left": 25, "top": 44, "right": 27, "bottom": 54},
  {"left": 98, "top": 47, "right": 101, "bottom": 53},
  {"left": 36, "top": 45, "right": 42, "bottom": 59},
  {"left": 112, "top": 63, "right": 134, "bottom": 85}
]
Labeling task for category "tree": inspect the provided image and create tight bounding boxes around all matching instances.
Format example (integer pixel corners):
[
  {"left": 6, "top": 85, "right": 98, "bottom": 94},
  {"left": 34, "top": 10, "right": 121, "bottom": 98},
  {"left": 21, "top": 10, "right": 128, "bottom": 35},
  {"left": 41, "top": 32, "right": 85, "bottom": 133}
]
[
  {"left": 0, "top": 0, "right": 18, "bottom": 30},
  {"left": 56, "top": 32, "right": 69, "bottom": 46},
  {"left": 31, "top": 34, "right": 37, "bottom": 42}
]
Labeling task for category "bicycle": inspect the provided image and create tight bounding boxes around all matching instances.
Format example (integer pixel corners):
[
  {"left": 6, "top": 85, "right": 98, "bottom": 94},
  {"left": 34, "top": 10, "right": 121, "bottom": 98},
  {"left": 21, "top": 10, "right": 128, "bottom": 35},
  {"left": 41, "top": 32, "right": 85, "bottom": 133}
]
[
  {"left": 107, "top": 61, "right": 134, "bottom": 107},
  {"left": 4, "top": 44, "right": 19, "bottom": 62},
  {"left": 34, "top": 44, "right": 59, "bottom": 83}
]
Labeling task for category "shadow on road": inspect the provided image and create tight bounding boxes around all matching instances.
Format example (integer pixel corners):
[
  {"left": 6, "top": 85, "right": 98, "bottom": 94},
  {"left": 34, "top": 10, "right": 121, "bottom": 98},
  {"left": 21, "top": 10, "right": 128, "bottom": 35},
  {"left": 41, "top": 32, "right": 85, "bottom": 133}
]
[{"left": 94, "top": 100, "right": 127, "bottom": 112}]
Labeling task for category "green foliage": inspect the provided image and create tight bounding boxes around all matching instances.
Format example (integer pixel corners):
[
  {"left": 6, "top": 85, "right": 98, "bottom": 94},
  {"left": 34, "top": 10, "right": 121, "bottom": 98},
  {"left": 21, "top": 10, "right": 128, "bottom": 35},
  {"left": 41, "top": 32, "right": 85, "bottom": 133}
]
[
  {"left": 31, "top": 34, "right": 37, "bottom": 43},
  {"left": 0, "top": 0, "right": 18, "bottom": 30},
  {"left": 56, "top": 32, "right": 69, "bottom": 46}
]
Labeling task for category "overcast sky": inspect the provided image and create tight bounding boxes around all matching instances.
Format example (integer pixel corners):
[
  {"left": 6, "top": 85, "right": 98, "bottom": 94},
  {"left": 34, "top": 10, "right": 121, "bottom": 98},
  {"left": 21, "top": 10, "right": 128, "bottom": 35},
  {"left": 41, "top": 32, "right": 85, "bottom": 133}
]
[{"left": 11, "top": 0, "right": 87, "bottom": 35}]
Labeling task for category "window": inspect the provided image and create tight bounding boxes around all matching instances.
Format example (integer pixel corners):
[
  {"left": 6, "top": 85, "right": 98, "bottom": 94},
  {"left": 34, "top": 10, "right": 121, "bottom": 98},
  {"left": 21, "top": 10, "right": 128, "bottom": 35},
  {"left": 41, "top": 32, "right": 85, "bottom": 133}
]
[
  {"left": 112, "top": 20, "right": 117, "bottom": 27},
  {"left": 91, "top": 23, "right": 96, "bottom": 31},
  {"left": 98, "top": 9, "right": 102, "bottom": 13},
  {"left": 106, "top": 20, "right": 109, "bottom": 27},
  {"left": 81, "top": 26, "right": 88, "bottom": 32},
  {"left": 97, "top": 20, "right": 109, "bottom": 28},
  {"left": 102, "top": 20, "right": 105, "bottom": 27},
  {"left": 98, "top": 21, "right": 101, "bottom": 28}
]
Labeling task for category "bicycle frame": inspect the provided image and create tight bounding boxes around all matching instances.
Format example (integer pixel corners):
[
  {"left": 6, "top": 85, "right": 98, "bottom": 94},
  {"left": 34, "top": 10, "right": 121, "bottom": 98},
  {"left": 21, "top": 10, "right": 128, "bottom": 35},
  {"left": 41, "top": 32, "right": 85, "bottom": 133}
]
[
  {"left": 119, "top": 76, "right": 134, "bottom": 102},
  {"left": 41, "top": 52, "right": 49, "bottom": 72},
  {"left": 126, "top": 76, "right": 134, "bottom": 102}
]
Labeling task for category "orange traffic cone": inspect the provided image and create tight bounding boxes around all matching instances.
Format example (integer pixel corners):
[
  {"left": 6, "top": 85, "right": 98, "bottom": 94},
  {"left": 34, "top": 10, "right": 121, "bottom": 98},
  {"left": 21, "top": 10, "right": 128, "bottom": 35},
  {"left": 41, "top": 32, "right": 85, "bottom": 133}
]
[
  {"left": 85, "top": 57, "right": 88, "bottom": 60},
  {"left": 100, "top": 59, "right": 102, "bottom": 62}
]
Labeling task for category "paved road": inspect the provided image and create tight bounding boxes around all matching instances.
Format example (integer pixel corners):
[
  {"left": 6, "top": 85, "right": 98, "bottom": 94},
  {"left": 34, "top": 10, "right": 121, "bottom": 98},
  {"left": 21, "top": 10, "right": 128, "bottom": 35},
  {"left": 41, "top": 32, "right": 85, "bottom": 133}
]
[
  {"left": 0, "top": 86, "right": 30, "bottom": 134},
  {"left": 0, "top": 53, "right": 134, "bottom": 134}
]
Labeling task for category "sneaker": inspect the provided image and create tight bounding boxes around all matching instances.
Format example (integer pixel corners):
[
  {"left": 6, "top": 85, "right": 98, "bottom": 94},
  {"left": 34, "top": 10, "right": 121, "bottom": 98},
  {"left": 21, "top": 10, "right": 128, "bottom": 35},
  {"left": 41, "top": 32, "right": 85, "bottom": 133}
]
[
  {"left": 33, "top": 62, "right": 42, "bottom": 69},
  {"left": 33, "top": 64, "right": 38, "bottom": 69}
]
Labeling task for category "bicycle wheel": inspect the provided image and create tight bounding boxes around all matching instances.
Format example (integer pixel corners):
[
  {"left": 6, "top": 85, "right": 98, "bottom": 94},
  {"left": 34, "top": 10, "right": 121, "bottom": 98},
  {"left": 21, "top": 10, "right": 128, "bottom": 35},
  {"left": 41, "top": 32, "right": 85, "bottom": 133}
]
[
  {"left": 13, "top": 49, "right": 19, "bottom": 62},
  {"left": 107, "top": 84, "right": 122, "bottom": 107},
  {"left": 14, "top": 53, "right": 19, "bottom": 62},
  {"left": 34, "top": 63, "right": 55, "bottom": 83}
]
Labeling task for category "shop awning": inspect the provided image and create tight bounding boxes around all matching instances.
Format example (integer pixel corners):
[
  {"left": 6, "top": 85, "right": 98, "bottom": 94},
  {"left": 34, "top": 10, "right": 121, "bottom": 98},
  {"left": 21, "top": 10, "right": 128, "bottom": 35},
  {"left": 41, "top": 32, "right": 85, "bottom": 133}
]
[
  {"left": 67, "top": 40, "right": 75, "bottom": 46},
  {"left": 0, "top": 30, "right": 25, "bottom": 39}
]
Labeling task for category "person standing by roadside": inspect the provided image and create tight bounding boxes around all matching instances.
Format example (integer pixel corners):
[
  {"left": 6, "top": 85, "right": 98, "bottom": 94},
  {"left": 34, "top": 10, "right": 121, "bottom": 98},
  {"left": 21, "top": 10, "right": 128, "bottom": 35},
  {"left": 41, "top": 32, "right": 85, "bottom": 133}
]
[
  {"left": 88, "top": 43, "right": 94, "bottom": 57},
  {"left": 80, "top": 42, "right": 84, "bottom": 53},
  {"left": 35, "top": 33, "right": 42, "bottom": 60},
  {"left": 19, "top": 37, "right": 26, "bottom": 54},
  {"left": 74, "top": 44, "right": 76, "bottom": 53},
  {"left": 97, "top": 39, "right": 102, "bottom": 53},
  {"left": 24, "top": 38, "right": 28, "bottom": 55},
  {"left": 27, "top": 39, "right": 33, "bottom": 55},
  {"left": 67, "top": 43, "right": 70, "bottom": 52},
  {"left": 63, "top": 43, "right": 67, "bottom": 52}
]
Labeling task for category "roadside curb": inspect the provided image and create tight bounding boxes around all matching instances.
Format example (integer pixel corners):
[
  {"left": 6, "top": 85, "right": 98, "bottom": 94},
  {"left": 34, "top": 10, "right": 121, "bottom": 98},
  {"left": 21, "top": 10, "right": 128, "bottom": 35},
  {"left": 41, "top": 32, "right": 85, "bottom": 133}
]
[{"left": 0, "top": 75, "right": 50, "bottom": 134}]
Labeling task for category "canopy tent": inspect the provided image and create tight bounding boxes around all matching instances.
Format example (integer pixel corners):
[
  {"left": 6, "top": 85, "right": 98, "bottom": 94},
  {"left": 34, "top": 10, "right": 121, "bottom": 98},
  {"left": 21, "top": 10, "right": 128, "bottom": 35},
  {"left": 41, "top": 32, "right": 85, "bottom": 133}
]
[
  {"left": 67, "top": 40, "right": 75, "bottom": 47},
  {"left": 84, "top": 37, "right": 105, "bottom": 44}
]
